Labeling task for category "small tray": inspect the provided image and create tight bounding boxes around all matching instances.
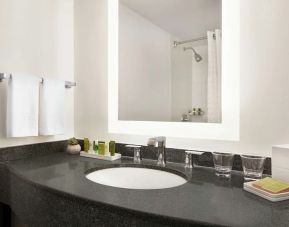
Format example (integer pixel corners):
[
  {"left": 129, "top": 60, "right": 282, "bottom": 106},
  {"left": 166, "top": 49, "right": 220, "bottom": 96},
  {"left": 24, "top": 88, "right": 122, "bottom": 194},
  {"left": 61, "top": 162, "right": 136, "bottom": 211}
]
[
  {"left": 80, "top": 151, "right": 121, "bottom": 161},
  {"left": 244, "top": 181, "right": 289, "bottom": 202}
]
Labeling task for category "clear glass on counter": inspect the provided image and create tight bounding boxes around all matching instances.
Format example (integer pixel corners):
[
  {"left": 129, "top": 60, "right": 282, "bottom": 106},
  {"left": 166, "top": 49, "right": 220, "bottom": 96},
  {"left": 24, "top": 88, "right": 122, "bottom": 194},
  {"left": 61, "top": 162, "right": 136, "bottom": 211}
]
[{"left": 213, "top": 152, "right": 234, "bottom": 178}]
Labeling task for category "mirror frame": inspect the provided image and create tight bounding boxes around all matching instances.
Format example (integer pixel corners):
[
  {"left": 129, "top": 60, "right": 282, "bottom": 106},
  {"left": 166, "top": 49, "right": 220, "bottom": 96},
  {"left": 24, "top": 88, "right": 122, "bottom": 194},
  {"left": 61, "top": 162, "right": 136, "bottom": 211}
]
[{"left": 108, "top": 0, "right": 240, "bottom": 140}]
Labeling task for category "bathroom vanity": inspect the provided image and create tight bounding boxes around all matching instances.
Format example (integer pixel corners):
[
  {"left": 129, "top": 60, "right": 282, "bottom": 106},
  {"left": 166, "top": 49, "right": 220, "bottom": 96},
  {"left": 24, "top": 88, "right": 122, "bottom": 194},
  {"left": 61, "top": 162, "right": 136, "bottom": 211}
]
[
  {"left": 0, "top": 141, "right": 288, "bottom": 227},
  {"left": 1, "top": 0, "right": 289, "bottom": 225}
]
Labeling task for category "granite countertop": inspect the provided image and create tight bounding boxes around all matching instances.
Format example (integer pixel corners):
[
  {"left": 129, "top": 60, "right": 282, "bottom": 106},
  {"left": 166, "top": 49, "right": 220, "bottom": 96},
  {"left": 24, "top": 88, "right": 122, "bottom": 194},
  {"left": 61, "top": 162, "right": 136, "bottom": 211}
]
[{"left": 7, "top": 152, "right": 289, "bottom": 227}]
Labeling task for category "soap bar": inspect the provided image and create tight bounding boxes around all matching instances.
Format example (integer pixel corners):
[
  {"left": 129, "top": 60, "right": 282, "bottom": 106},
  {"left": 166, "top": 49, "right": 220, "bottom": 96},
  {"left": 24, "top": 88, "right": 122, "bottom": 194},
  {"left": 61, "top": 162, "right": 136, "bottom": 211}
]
[{"left": 253, "top": 177, "right": 289, "bottom": 194}]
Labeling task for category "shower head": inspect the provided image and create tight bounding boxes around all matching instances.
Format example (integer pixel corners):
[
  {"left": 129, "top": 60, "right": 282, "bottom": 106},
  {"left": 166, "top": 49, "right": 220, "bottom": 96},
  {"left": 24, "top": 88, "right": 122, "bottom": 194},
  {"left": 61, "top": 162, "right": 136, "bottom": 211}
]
[
  {"left": 183, "top": 47, "right": 203, "bottom": 62},
  {"left": 194, "top": 53, "right": 202, "bottom": 62}
]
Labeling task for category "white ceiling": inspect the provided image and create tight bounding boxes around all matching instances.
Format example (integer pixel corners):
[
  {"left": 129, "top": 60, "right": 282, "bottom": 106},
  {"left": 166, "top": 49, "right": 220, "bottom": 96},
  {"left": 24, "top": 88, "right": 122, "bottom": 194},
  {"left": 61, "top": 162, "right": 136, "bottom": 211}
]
[{"left": 120, "top": 0, "right": 222, "bottom": 40}]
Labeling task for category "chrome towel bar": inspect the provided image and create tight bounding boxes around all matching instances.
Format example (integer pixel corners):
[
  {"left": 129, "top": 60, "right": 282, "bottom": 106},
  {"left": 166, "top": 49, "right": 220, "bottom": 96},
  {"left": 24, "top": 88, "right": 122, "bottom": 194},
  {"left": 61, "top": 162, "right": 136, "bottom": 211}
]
[{"left": 0, "top": 73, "right": 76, "bottom": 89}]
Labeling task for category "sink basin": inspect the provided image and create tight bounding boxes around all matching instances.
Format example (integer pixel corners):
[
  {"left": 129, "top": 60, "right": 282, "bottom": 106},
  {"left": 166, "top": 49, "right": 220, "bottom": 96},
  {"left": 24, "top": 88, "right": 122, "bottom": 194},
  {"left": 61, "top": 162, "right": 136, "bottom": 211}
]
[{"left": 86, "top": 166, "right": 187, "bottom": 189}]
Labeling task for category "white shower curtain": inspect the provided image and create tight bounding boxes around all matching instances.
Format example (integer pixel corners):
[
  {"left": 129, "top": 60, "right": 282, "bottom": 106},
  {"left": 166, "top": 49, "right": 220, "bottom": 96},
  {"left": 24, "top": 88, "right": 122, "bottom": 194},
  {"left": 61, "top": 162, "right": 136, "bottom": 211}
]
[{"left": 207, "top": 29, "right": 222, "bottom": 123}]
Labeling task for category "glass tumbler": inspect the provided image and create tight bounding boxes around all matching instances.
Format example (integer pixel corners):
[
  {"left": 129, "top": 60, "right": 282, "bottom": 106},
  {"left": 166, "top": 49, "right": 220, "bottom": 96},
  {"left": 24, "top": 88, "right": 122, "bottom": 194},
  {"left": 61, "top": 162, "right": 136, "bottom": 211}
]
[
  {"left": 212, "top": 152, "right": 234, "bottom": 178},
  {"left": 240, "top": 155, "right": 266, "bottom": 181}
]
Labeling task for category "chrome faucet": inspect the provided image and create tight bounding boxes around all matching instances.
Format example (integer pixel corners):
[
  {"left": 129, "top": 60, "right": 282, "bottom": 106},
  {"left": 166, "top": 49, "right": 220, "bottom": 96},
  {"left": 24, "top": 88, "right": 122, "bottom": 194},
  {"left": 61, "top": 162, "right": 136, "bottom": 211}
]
[{"left": 147, "top": 136, "right": 166, "bottom": 167}]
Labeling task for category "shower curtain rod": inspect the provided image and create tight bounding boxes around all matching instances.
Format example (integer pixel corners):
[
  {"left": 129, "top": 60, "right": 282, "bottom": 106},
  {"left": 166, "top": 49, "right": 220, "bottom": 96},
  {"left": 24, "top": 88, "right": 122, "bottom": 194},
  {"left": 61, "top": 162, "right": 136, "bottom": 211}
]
[
  {"left": 0, "top": 73, "right": 76, "bottom": 89},
  {"left": 173, "top": 33, "right": 216, "bottom": 47}
]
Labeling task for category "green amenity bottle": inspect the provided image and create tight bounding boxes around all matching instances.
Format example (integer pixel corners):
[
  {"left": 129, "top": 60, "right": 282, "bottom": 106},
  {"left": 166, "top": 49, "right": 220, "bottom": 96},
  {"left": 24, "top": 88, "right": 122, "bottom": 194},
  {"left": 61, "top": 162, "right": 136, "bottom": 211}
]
[
  {"left": 84, "top": 138, "right": 89, "bottom": 152},
  {"left": 109, "top": 141, "right": 116, "bottom": 156},
  {"left": 98, "top": 141, "right": 105, "bottom": 155}
]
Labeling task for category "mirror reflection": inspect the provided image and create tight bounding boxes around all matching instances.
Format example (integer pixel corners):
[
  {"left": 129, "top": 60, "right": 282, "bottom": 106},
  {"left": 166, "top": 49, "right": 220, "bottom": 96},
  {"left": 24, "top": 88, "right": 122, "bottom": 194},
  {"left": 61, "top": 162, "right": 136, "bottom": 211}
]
[{"left": 119, "top": 0, "right": 222, "bottom": 123}]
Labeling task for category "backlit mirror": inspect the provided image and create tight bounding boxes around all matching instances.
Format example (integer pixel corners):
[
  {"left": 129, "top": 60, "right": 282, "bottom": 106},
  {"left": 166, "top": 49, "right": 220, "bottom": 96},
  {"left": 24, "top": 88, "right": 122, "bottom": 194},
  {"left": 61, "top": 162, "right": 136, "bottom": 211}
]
[
  {"left": 119, "top": 0, "right": 222, "bottom": 123},
  {"left": 108, "top": 0, "right": 239, "bottom": 140}
]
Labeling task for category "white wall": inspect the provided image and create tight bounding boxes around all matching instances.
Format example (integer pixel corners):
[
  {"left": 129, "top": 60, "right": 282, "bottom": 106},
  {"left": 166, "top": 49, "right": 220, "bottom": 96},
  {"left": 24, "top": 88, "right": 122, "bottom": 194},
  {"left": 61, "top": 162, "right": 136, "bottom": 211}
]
[
  {"left": 76, "top": 0, "right": 289, "bottom": 157},
  {"left": 0, "top": 0, "right": 74, "bottom": 148},
  {"left": 171, "top": 43, "right": 192, "bottom": 121},
  {"left": 171, "top": 44, "right": 208, "bottom": 122},
  {"left": 120, "top": 0, "right": 222, "bottom": 40},
  {"left": 74, "top": 0, "right": 108, "bottom": 141},
  {"left": 118, "top": 4, "right": 171, "bottom": 121}
]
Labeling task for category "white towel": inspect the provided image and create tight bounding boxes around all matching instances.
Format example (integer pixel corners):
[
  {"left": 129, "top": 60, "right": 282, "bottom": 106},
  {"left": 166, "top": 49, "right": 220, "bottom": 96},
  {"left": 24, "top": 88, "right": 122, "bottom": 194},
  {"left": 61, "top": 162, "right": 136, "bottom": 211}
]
[
  {"left": 39, "top": 78, "right": 65, "bottom": 135},
  {"left": 6, "top": 74, "right": 40, "bottom": 137}
]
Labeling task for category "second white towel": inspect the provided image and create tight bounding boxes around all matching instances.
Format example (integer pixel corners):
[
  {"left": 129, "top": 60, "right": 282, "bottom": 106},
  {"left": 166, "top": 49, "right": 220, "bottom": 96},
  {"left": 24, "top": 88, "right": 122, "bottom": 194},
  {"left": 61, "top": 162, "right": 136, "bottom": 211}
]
[{"left": 39, "top": 78, "right": 65, "bottom": 135}]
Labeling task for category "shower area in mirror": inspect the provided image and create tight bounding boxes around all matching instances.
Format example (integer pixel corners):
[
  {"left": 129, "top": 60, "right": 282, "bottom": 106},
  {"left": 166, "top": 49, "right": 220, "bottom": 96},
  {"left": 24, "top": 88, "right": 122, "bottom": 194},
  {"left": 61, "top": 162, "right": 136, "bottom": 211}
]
[
  {"left": 118, "top": 0, "right": 222, "bottom": 123},
  {"left": 172, "top": 30, "right": 222, "bottom": 123}
]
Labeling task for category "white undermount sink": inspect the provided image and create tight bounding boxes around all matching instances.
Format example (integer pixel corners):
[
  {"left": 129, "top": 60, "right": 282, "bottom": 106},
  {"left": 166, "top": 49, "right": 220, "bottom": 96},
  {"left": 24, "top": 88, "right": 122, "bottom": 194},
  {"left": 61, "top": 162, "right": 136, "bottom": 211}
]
[{"left": 86, "top": 167, "right": 187, "bottom": 190}]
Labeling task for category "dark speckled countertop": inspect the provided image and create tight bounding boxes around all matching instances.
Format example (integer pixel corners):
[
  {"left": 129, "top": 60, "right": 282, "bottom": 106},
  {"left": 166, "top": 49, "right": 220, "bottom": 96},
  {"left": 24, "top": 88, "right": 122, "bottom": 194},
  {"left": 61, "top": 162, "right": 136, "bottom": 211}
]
[{"left": 7, "top": 152, "right": 289, "bottom": 227}]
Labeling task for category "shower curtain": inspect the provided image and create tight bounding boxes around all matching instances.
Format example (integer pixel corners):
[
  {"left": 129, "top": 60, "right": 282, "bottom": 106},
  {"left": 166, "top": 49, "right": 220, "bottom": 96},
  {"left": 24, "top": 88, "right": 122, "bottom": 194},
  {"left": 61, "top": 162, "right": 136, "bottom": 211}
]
[{"left": 207, "top": 29, "right": 222, "bottom": 123}]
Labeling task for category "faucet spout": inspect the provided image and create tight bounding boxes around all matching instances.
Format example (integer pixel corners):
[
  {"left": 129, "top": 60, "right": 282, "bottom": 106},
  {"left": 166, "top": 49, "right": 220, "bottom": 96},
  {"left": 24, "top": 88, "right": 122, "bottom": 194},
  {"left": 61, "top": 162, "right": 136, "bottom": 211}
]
[
  {"left": 147, "top": 136, "right": 167, "bottom": 166},
  {"left": 147, "top": 136, "right": 166, "bottom": 147}
]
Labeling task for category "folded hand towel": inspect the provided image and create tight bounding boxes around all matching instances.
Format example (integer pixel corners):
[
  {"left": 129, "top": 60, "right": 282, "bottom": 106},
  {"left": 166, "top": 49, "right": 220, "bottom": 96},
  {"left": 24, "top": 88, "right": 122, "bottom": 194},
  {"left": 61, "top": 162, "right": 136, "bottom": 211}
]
[
  {"left": 39, "top": 78, "right": 65, "bottom": 135},
  {"left": 6, "top": 74, "right": 40, "bottom": 137}
]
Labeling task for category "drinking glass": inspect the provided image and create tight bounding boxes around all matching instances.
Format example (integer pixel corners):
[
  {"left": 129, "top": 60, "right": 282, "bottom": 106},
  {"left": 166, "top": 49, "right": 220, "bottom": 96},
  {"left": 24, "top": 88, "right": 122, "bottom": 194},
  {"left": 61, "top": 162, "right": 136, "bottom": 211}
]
[
  {"left": 212, "top": 152, "right": 234, "bottom": 178},
  {"left": 241, "top": 155, "right": 266, "bottom": 181}
]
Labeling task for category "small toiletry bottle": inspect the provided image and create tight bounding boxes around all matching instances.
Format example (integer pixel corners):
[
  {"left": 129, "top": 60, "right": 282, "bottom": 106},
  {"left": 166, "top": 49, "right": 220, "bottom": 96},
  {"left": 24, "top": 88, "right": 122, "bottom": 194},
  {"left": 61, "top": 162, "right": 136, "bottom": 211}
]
[
  {"left": 93, "top": 141, "right": 98, "bottom": 154},
  {"left": 109, "top": 141, "right": 116, "bottom": 156},
  {"left": 84, "top": 138, "right": 90, "bottom": 152},
  {"left": 98, "top": 141, "right": 105, "bottom": 155}
]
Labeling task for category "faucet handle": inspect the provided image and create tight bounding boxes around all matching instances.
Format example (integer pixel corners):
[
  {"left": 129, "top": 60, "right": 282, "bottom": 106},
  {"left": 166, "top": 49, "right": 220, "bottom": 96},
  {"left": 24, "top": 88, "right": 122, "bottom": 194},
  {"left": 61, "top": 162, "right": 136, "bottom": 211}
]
[
  {"left": 185, "top": 150, "right": 204, "bottom": 155},
  {"left": 125, "top": 145, "right": 142, "bottom": 163},
  {"left": 185, "top": 150, "right": 204, "bottom": 168},
  {"left": 185, "top": 153, "right": 193, "bottom": 169}
]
